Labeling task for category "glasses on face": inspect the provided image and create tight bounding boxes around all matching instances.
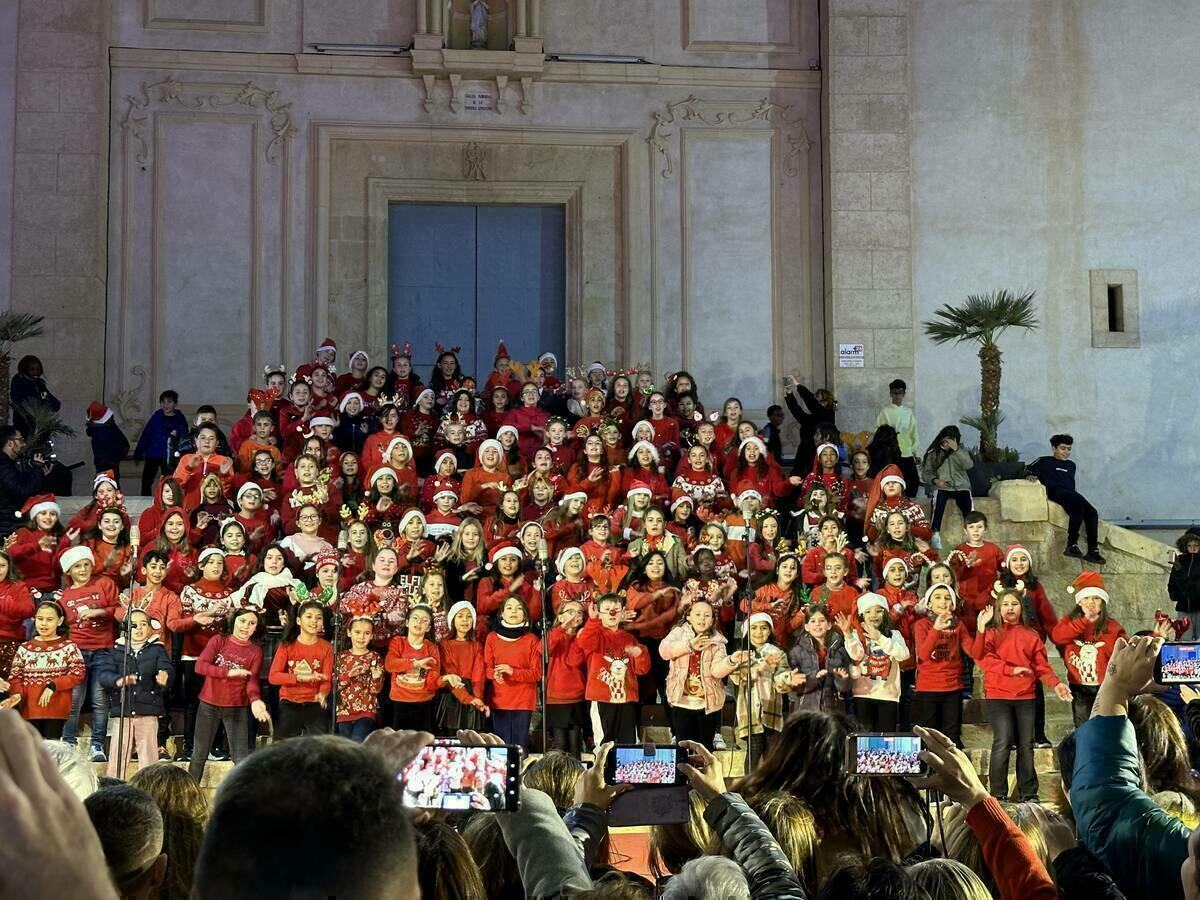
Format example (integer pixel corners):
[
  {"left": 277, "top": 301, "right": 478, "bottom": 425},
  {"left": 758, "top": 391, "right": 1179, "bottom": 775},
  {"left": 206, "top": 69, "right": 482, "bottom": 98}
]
[{"left": 299, "top": 514, "right": 320, "bottom": 523}]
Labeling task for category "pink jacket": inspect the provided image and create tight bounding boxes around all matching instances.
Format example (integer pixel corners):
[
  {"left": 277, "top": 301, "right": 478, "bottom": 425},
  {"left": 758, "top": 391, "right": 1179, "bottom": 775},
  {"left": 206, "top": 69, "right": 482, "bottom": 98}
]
[{"left": 660, "top": 624, "right": 738, "bottom": 714}]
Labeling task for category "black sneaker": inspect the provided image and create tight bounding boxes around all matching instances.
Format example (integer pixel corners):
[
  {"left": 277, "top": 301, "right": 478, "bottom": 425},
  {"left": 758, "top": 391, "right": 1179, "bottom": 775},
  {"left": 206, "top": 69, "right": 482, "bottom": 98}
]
[
  {"left": 1034, "top": 739, "right": 1052, "bottom": 749},
  {"left": 1085, "top": 549, "right": 1107, "bottom": 564},
  {"left": 174, "top": 746, "right": 192, "bottom": 762},
  {"left": 1064, "top": 545, "right": 1084, "bottom": 558}
]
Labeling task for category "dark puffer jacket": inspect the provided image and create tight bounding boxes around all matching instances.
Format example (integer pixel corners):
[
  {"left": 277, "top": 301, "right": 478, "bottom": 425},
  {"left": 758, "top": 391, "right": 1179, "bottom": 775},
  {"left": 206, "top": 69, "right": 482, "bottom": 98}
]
[
  {"left": 1169, "top": 531, "right": 1200, "bottom": 613},
  {"left": 704, "top": 792, "right": 807, "bottom": 900},
  {"left": 96, "top": 636, "right": 174, "bottom": 717}
]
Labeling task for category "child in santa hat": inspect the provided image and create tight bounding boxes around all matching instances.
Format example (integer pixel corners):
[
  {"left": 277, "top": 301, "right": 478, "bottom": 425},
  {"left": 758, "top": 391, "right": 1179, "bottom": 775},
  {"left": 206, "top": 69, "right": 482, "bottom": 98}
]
[
  {"left": 67, "top": 470, "right": 124, "bottom": 535},
  {"left": 800, "top": 442, "right": 849, "bottom": 511},
  {"left": 437, "top": 601, "right": 488, "bottom": 734},
  {"left": 621, "top": 440, "right": 668, "bottom": 504},
  {"left": 723, "top": 483, "right": 763, "bottom": 579},
  {"left": 612, "top": 482, "right": 654, "bottom": 546},
  {"left": 426, "top": 490, "right": 463, "bottom": 541},
  {"left": 174, "top": 548, "right": 235, "bottom": 759},
  {"left": 402, "top": 389, "right": 438, "bottom": 475},
  {"left": 726, "top": 435, "right": 800, "bottom": 510},
  {"left": 476, "top": 542, "right": 542, "bottom": 634},
  {"left": 336, "top": 350, "right": 370, "bottom": 394},
  {"left": 801, "top": 515, "right": 863, "bottom": 588},
  {"left": 550, "top": 546, "right": 595, "bottom": 614},
  {"left": 85, "top": 403, "right": 129, "bottom": 485},
  {"left": 667, "top": 494, "right": 699, "bottom": 551},
  {"left": 7, "top": 494, "right": 69, "bottom": 597},
  {"left": 911, "top": 583, "right": 975, "bottom": 747},
  {"left": 483, "top": 341, "right": 523, "bottom": 399},
  {"left": 1050, "top": 571, "right": 1126, "bottom": 726},
  {"left": 460, "top": 439, "right": 510, "bottom": 518},
  {"left": 438, "top": 389, "right": 487, "bottom": 456},
  {"left": 542, "top": 492, "right": 588, "bottom": 557},
  {"left": 392, "top": 510, "right": 436, "bottom": 576},
  {"left": 839, "top": 592, "right": 910, "bottom": 732},
  {"left": 482, "top": 491, "right": 522, "bottom": 548},
  {"left": 864, "top": 465, "right": 931, "bottom": 544},
  {"left": 998, "top": 543, "right": 1058, "bottom": 746}
]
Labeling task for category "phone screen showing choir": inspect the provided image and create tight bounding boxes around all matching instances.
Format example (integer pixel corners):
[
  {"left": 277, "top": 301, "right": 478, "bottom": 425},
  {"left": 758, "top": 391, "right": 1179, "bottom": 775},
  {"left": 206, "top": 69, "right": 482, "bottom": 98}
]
[
  {"left": 851, "top": 734, "right": 924, "bottom": 775},
  {"left": 612, "top": 746, "right": 680, "bottom": 784},
  {"left": 1158, "top": 643, "right": 1200, "bottom": 683},
  {"left": 399, "top": 744, "right": 515, "bottom": 810}
]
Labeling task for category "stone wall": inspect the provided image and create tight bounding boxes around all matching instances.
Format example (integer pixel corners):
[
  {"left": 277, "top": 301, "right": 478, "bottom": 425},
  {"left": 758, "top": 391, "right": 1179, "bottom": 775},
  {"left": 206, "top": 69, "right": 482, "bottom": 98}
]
[
  {"left": 6, "top": 0, "right": 109, "bottom": 474},
  {"left": 824, "top": 0, "right": 914, "bottom": 433}
]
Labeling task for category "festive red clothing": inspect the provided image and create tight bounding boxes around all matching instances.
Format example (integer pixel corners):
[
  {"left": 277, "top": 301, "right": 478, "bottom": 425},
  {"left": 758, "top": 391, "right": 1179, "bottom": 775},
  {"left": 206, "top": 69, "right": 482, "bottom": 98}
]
[
  {"left": 575, "top": 618, "right": 650, "bottom": 703},
  {"left": 401, "top": 410, "right": 437, "bottom": 465},
  {"left": 476, "top": 574, "right": 541, "bottom": 632},
  {"left": 950, "top": 541, "right": 1003, "bottom": 632},
  {"left": 1049, "top": 616, "right": 1127, "bottom": 687},
  {"left": 866, "top": 495, "right": 931, "bottom": 543},
  {"left": 268, "top": 638, "right": 334, "bottom": 703},
  {"left": 171, "top": 453, "right": 235, "bottom": 510},
  {"left": 6, "top": 637, "right": 84, "bottom": 720},
  {"left": 483, "top": 632, "right": 542, "bottom": 710},
  {"left": 0, "top": 582, "right": 35, "bottom": 641},
  {"left": 115, "top": 585, "right": 185, "bottom": 643},
  {"left": 61, "top": 577, "right": 118, "bottom": 650},
  {"left": 811, "top": 582, "right": 860, "bottom": 623},
  {"left": 1013, "top": 581, "right": 1058, "bottom": 642},
  {"left": 965, "top": 797, "right": 1058, "bottom": 900},
  {"left": 195, "top": 635, "right": 263, "bottom": 706},
  {"left": 177, "top": 579, "right": 234, "bottom": 658},
  {"left": 880, "top": 582, "right": 919, "bottom": 670},
  {"left": 419, "top": 473, "right": 462, "bottom": 512},
  {"left": 565, "top": 462, "right": 622, "bottom": 513},
  {"left": 7, "top": 528, "right": 68, "bottom": 592},
  {"left": 551, "top": 577, "right": 595, "bottom": 616},
  {"left": 724, "top": 459, "right": 794, "bottom": 509},
  {"left": 913, "top": 617, "right": 975, "bottom": 692},
  {"left": 441, "top": 638, "right": 486, "bottom": 706},
  {"left": 801, "top": 545, "right": 857, "bottom": 586},
  {"left": 743, "top": 584, "right": 806, "bottom": 647},
  {"left": 547, "top": 627, "right": 587, "bottom": 703},
  {"left": 624, "top": 582, "right": 680, "bottom": 641},
  {"left": 384, "top": 637, "right": 441, "bottom": 702},
  {"left": 361, "top": 428, "right": 402, "bottom": 474},
  {"left": 973, "top": 625, "right": 1061, "bottom": 700},
  {"left": 461, "top": 465, "right": 511, "bottom": 517},
  {"left": 504, "top": 406, "right": 550, "bottom": 459},
  {"left": 619, "top": 467, "right": 669, "bottom": 506},
  {"left": 672, "top": 469, "right": 730, "bottom": 514}
]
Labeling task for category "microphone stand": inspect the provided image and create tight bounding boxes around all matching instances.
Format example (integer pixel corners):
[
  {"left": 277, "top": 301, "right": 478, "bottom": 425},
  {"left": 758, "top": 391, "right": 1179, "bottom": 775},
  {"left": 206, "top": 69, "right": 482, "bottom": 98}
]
[
  {"left": 115, "top": 598, "right": 134, "bottom": 780},
  {"left": 328, "top": 533, "right": 347, "bottom": 734},
  {"left": 537, "top": 543, "right": 551, "bottom": 756},
  {"left": 741, "top": 517, "right": 756, "bottom": 773}
]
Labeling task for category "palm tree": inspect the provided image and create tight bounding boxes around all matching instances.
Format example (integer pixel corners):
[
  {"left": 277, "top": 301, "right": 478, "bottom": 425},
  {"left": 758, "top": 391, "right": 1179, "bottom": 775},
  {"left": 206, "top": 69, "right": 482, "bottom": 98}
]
[
  {"left": 922, "top": 290, "right": 1038, "bottom": 462},
  {"left": 0, "top": 312, "right": 45, "bottom": 425}
]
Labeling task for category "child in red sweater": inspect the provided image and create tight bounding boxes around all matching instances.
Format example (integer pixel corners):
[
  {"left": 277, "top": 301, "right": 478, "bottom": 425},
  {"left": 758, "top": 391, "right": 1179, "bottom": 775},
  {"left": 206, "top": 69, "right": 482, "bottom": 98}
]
[
  {"left": 999, "top": 544, "right": 1059, "bottom": 747},
  {"left": 58, "top": 545, "right": 119, "bottom": 759},
  {"left": 0, "top": 600, "right": 84, "bottom": 738},
  {"left": 1049, "top": 571, "right": 1127, "bottom": 726},
  {"left": 438, "top": 601, "right": 488, "bottom": 733},
  {"left": 336, "top": 616, "right": 385, "bottom": 741},
  {"left": 384, "top": 604, "right": 441, "bottom": 733},
  {"left": 190, "top": 607, "right": 270, "bottom": 780},
  {"left": 484, "top": 596, "right": 542, "bottom": 750},
  {"left": 576, "top": 593, "right": 651, "bottom": 746},
  {"left": 477, "top": 543, "right": 542, "bottom": 633},
  {"left": 911, "top": 584, "right": 975, "bottom": 747},
  {"left": 269, "top": 601, "right": 333, "bottom": 738},
  {"left": 546, "top": 598, "right": 588, "bottom": 757},
  {"left": 975, "top": 589, "right": 1071, "bottom": 801},
  {"left": 0, "top": 550, "right": 35, "bottom": 681},
  {"left": 810, "top": 552, "right": 860, "bottom": 623},
  {"left": 948, "top": 511, "right": 1002, "bottom": 635},
  {"left": 6, "top": 493, "right": 68, "bottom": 595},
  {"left": 801, "top": 516, "right": 864, "bottom": 588}
]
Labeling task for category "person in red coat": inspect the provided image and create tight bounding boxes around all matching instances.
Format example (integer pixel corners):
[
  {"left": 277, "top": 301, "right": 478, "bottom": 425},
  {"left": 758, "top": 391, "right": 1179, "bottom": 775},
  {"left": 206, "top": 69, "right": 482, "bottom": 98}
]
[
  {"left": 974, "top": 588, "right": 1071, "bottom": 802},
  {"left": 483, "top": 595, "right": 542, "bottom": 750},
  {"left": 438, "top": 602, "right": 489, "bottom": 732},
  {"left": 6, "top": 494, "right": 68, "bottom": 596},
  {"left": 947, "top": 510, "right": 1003, "bottom": 635},
  {"left": 1049, "top": 571, "right": 1127, "bottom": 726},
  {"left": 171, "top": 424, "right": 235, "bottom": 511},
  {"left": 0, "top": 550, "right": 35, "bottom": 680},
  {"left": 575, "top": 593, "right": 650, "bottom": 745},
  {"left": 911, "top": 584, "right": 975, "bottom": 747},
  {"left": 545, "top": 598, "right": 588, "bottom": 756},
  {"left": 503, "top": 383, "right": 550, "bottom": 460},
  {"left": 57, "top": 545, "right": 119, "bottom": 759},
  {"left": 476, "top": 542, "right": 542, "bottom": 632},
  {"left": 384, "top": 604, "right": 441, "bottom": 733},
  {"left": 724, "top": 436, "right": 799, "bottom": 510}
]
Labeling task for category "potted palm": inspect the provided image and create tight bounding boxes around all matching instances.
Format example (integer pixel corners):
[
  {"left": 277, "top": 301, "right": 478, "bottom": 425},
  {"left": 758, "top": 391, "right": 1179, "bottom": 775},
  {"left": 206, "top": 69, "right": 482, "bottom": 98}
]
[
  {"left": 0, "top": 312, "right": 45, "bottom": 425},
  {"left": 922, "top": 290, "right": 1038, "bottom": 494}
]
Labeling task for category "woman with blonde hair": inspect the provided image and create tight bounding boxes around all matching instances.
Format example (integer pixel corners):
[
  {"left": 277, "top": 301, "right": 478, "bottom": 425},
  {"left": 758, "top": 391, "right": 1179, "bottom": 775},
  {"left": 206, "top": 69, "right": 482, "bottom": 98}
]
[
  {"left": 129, "top": 762, "right": 209, "bottom": 900},
  {"left": 907, "top": 858, "right": 992, "bottom": 900}
]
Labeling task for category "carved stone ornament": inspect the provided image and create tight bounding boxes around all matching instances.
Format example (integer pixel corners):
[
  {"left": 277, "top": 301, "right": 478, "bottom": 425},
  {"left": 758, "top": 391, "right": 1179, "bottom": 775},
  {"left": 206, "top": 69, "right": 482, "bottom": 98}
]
[
  {"left": 120, "top": 78, "right": 295, "bottom": 165},
  {"left": 108, "top": 366, "right": 149, "bottom": 435},
  {"left": 647, "top": 95, "right": 814, "bottom": 179},
  {"left": 463, "top": 142, "right": 488, "bottom": 181}
]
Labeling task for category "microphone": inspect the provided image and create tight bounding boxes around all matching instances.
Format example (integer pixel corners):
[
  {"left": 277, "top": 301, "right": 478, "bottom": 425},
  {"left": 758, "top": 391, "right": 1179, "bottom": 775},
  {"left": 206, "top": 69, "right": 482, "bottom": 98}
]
[
  {"left": 536, "top": 538, "right": 549, "bottom": 564},
  {"left": 337, "top": 530, "right": 348, "bottom": 551}
]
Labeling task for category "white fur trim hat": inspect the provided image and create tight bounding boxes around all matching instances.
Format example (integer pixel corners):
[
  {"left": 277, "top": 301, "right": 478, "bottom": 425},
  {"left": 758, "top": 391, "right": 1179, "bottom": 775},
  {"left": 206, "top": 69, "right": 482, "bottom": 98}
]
[
  {"left": 433, "top": 450, "right": 457, "bottom": 470},
  {"left": 198, "top": 547, "right": 226, "bottom": 566},
  {"left": 556, "top": 546, "right": 585, "bottom": 571},
  {"left": 415, "top": 388, "right": 435, "bottom": 407},
  {"left": 59, "top": 546, "right": 94, "bottom": 573},
  {"left": 93, "top": 471, "right": 118, "bottom": 492},
  {"left": 446, "top": 600, "right": 476, "bottom": 630},
  {"left": 432, "top": 489, "right": 459, "bottom": 503},
  {"left": 348, "top": 350, "right": 368, "bottom": 367},
  {"left": 1067, "top": 571, "right": 1109, "bottom": 605},
  {"left": 881, "top": 557, "right": 910, "bottom": 579},
  {"left": 1002, "top": 544, "right": 1030, "bottom": 570},
  {"left": 628, "top": 440, "right": 660, "bottom": 463},
  {"left": 384, "top": 436, "right": 414, "bottom": 461},
  {"left": 494, "top": 425, "right": 518, "bottom": 444},
  {"left": 880, "top": 473, "right": 906, "bottom": 489},
  {"left": 816, "top": 442, "right": 839, "bottom": 458},
  {"left": 339, "top": 391, "right": 364, "bottom": 412},
  {"left": 478, "top": 438, "right": 504, "bottom": 459},
  {"left": 747, "top": 612, "right": 774, "bottom": 632},
  {"left": 22, "top": 496, "right": 60, "bottom": 520},
  {"left": 856, "top": 592, "right": 890, "bottom": 616},
  {"left": 631, "top": 420, "right": 657, "bottom": 441},
  {"left": 236, "top": 482, "right": 263, "bottom": 503},
  {"left": 922, "top": 583, "right": 959, "bottom": 609},
  {"left": 397, "top": 509, "right": 427, "bottom": 534},
  {"left": 670, "top": 494, "right": 694, "bottom": 513},
  {"left": 307, "top": 416, "right": 336, "bottom": 429},
  {"left": 369, "top": 466, "right": 399, "bottom": 487},
  {"left": 738, "top": 436, "right": 767, "bottom": 457},
  {"left": 559, "top": 490, "right": 588, "bottom": 506}
]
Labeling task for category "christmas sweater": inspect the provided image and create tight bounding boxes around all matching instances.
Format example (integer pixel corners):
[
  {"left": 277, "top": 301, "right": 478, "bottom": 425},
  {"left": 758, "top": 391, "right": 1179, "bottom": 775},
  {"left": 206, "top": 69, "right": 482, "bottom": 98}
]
[
  {"left": 195, "top": 634, "right": 263, "bottom": 707},
  {"left": 336, "top": 648, "right": 385, "bottom": 721},
  {"left": 115, "top": 585, "right": 185, "bottom": 643},
  {"left": 574, "top": 618, "right": 650, "bottom": 704},
  {"left": 811, "top": 582, "right": 861, "bottom": 623},
  {"left": 845, "top": 626, "right": 910, "bottom": 702},
  {"left": 384, "top": 636, "right": 441, "bottom": 702},
  {"left": 440, "top": 638, "right": 486, "bottom": 706},
  {"left": 550, "top": 577, "right": 595, "bottom": 615},
  {"left": 913, "top": 617, "right": 975, "bottom": 693},
  {"left": 866, "top": 496, "right": 932, "bottom": 543},
  {"left": 949, "top": 541, "right": 1003, "bottom": 631},
  {"left": 177, "top": 579, "right": 235, "bottom": 658},
  {"left": 268, "top": 638, "right": 334, "bottom": 703},
  {"left": 7, "top": 637, "right": 85, "bottom": 719},
  {"left": 1049, "top": 616, "right": 1127, "bottom": 687},
  {"left": 60, "top": 577, "right": 119, "bottom": 650},
  {"left": 0, "top": 582, "right": 36, "bottom": 641}
]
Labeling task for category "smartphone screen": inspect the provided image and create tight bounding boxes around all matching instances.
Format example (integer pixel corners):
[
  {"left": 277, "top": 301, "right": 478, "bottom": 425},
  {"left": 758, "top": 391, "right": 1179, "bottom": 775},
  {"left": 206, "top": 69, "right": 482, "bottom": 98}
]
[
  {"left": 1157, "top": 642, "right": 1200, "bottom": 684},
  {"left": 608, "top": 784, "right": 691, "bottom": 827},
  {"left": 398, "top": 742, "right": 522, "bottom": 811},
  {"left": 605, "top": 744, "right": 685, "bottom": 785},
  {"left": 847, "top": 733, "right": 925, "bottom": 776}
]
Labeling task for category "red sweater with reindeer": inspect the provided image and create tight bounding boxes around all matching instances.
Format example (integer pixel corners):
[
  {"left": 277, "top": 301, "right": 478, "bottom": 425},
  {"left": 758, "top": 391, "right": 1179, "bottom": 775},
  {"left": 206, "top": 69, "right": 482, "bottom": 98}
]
[
  {"left": 7, "top": 637, "right": 85, "bottom": 720},
  {"left": 574, "top": 618, "right": 650, "bottom": 703},
  {"left": 1049, "top": 616, "right": 1126, "bottom": 687}
]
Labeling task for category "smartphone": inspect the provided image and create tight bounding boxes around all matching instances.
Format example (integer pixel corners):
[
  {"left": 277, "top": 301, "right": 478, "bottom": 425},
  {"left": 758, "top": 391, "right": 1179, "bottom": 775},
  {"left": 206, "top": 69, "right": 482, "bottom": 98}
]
[
  {"left": 398, "top": 741, "right": 522, "bottom": 811},
  {"left": 604, "top": 743, "right": 687, "bottom": 786},
  {"left": 846, "top": 733, "right": 926, "bottom": 776},
  {"left": 608, "top": 784, "right": 690, "bottom": 827},
  {"left": 1155, "top": 642, "right": 1200, "bottom": 684}
]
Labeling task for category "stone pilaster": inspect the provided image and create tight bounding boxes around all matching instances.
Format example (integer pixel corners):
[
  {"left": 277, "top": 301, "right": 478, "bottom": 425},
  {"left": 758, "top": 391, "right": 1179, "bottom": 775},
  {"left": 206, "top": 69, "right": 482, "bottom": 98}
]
[{"left": 826, "top": 0, "right": 913, "bottom": 431}]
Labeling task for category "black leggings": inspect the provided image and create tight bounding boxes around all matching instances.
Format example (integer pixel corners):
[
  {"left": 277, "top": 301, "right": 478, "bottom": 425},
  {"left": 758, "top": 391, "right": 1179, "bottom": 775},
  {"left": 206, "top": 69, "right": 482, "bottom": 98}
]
[
  {"left": 931, "top": 489, "right": 973, "bottom": 532},
  {"left": 672, "top": 706, "right": 720, "bottom": 751},
  {"left": 30, "top": 719, "right": 66, "bottom": 739},
  {"left": 912, "top": 690, "right": 963, "bottom": 747},
  {"left": 276, "top": 700, "right": 329, "bottom": 740},
  {"left": 1050, "top": 490, "right": 1099, "bottom": 549},
  {"left": 854, "top": 698, "right": 898, "bottom": 732}
]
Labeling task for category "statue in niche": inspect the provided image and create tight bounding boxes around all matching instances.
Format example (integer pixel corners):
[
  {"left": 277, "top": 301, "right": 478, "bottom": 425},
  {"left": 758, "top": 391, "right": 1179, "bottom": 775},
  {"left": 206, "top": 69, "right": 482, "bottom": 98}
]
[{"left": 469, "top": 0, "right": 489, "bottom": 47}]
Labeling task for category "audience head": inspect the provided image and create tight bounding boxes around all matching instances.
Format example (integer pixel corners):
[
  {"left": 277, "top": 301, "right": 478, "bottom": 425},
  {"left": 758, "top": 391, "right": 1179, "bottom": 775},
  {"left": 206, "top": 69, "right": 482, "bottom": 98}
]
[
  {"left": 522, "top": 750, "right": 585, "bottom": 809},
  {"left": 1129, "top": 694, "right": 1200, "bottom": 813},
  {"left": 816, "top": 859, "right": 929, "bottom": 900},
  {"left": 649, "top": 790, "right": 716, "bottom": 881},
  {"left": 661, "top": 856, "right": 749, "bottom": 900},
  {"left": 130, "top": 763, "right": 208, "bottom": 900},
  {"left": 194, "top": 736, "right": 416, "bottom": 899},
  {"left": 84, "top": 784, "right": 168, "bottom": 900},
  {"left": 907, "top": 858, "right": 990, "bottom": 900},
  {"left": 414, "top": 819, "right": 486, "bottom": 900},
  {"left": 42, "top": 739, "right": 98, "bottom": 800},
  {"left": 462, "top": 812, "right": 521, "bottom": 900},
  {"left": 747, "top": 791, "right": 819, "bottom": 893}
]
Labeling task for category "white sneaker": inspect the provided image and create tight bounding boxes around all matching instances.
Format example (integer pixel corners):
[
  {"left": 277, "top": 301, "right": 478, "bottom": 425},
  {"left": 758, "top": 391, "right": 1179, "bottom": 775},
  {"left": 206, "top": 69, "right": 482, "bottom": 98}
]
[
  {"left": 931, "top": 532, "right": 943, "bottom": 550},
  {"left": 712, "top": 732, "right": 727, "bottom": 751}
]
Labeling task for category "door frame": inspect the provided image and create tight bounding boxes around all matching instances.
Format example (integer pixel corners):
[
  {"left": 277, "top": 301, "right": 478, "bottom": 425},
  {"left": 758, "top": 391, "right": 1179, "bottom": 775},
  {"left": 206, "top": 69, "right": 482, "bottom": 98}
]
[{"left": 367, "top": 178, "right": 583, "bottom": 368}]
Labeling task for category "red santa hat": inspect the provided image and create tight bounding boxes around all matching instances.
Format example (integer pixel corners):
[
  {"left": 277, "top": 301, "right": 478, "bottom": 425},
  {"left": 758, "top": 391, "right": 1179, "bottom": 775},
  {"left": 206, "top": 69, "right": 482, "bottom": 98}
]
[
  {"left": 18, "top": 494, "right": 60, "bottom": 520},
  {"left": 516, "top": 521, "right": 543, "bottom": 542},
  {"left": 369, "top": 466, "right": 399, "bottom": 488},
  {"left": 586, "top": 361, "right": 607, "bottom": 375},
  {"left": 738, "top": 436, "right": 768, "bottom": 458},
  {"left": 627, "top": 440, "right": 660, "bottom": 464},
  {"left": 339, "top": 392, "right": 365, "bottom": 413},
  {"left": 86, "top": 402, "right": 113, "bottom": 425},
  {"left": 881, "top": 557, "right": 910, "bottom": 580},
  {"left": 446, "top": 600, "right": 477, "bottom": 631},
  {"left": 59, "top": 545, "right": 94, "bottom": 573},
  {"left": 311, "top": 550, "right": 339, "bottom": 572},
  {"left": 1002, "top": 544, "right": 1030, "bottom": 570},
  {"left": 626, "top": 481, "right": 653, "bottom": 499},
  {"left": 316, "top": 337, "right": 337, "bottom": 354},
  {"left": 922, "top": 583, "right": 959, "bottom": 609},
  {"left": 556, "top": 546, "right": 585, "bottom": 572},
  {"left": 856, "top": 592, "right": 890, "bottom": 616},
  {"left": 669, "top": 490, "right": 694, "bottom": 514},
  {"left": 494, "top": 340, "right": 510, "bottom": 364},
  {"left": 93, "top": 470, "right": 119, "bottom": 493},
  {"left": 734, "top": 481, "right": 762, "bottom": 504},
  {"left": 414, "top": 388, "right": 436, "bottom": 407},
  {"left": 864, "top": 464, "right": 906, "bottom": 528},
  {"left": 1067, "top": 571, "right": 1109, "bottom": 605},
  {"left": 538, "top": 352, "right": 558, "bottom": 371},
  {"left": 488, "top": 541, "right": 523, "bottom": 567},
  {"left": 306, "top": 416, "right": 337, "bottom": 431},
  {"left": 631, "top": 420, "right": 657, "bottom": 442}
]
